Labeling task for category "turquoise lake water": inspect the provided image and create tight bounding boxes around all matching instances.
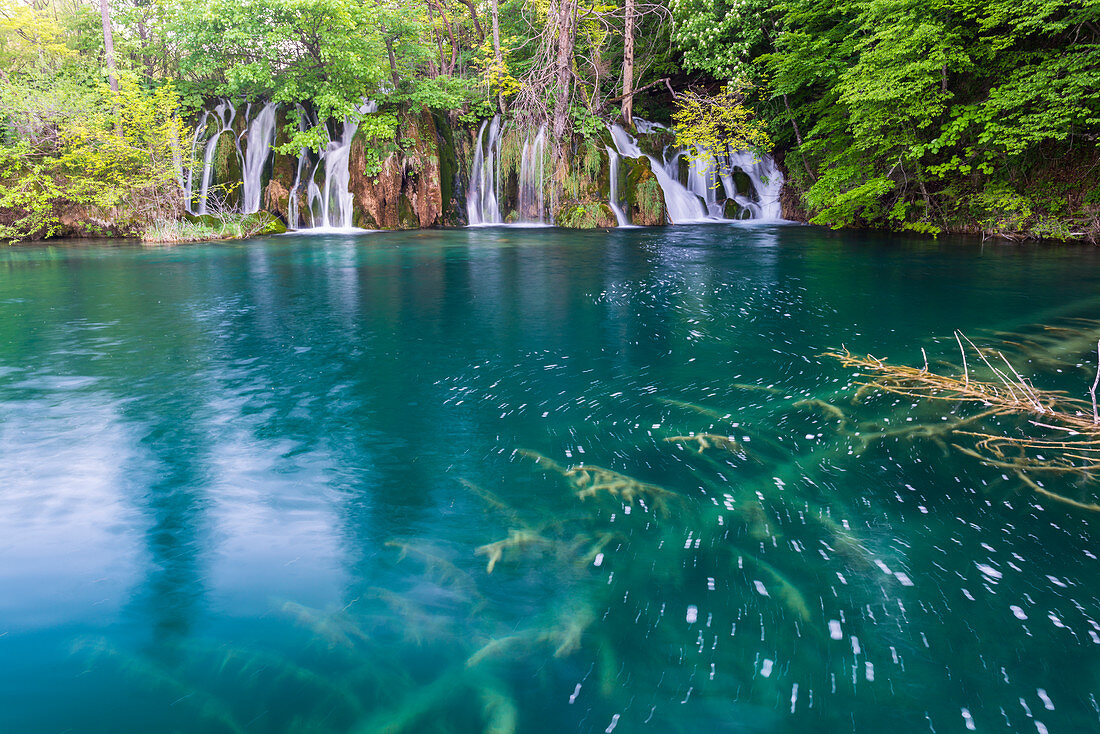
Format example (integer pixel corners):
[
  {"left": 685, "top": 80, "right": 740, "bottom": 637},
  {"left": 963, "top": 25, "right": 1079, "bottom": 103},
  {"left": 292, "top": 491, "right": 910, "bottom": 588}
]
[{"left": 2, "top": 224, "right": 1100, "bottom": 732}]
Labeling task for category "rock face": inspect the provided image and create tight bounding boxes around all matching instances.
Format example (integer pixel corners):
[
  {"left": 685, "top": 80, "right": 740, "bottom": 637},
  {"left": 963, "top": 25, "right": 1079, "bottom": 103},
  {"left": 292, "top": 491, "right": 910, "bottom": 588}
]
[
  {"left": 259, "top": 108, "right": 470, "bottom": 230},
  {"left": 349, "top": 110, "right": 443, "bottom": 229}
]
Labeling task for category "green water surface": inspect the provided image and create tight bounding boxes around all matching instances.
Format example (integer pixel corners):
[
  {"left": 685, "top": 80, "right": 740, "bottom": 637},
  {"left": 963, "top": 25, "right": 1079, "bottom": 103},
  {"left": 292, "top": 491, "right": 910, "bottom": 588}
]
[{"left": 1, "top": 224, "right": 1099, "bottom": 733}]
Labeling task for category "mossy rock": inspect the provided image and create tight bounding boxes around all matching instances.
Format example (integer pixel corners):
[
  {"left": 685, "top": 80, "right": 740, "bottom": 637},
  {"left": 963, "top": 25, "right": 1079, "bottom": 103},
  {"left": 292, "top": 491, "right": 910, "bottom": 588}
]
[
  {"left": 624, "top": 156, "right": 667, "bottom": 226},
  {"left": 432, "top": 110, "right": 464, "bottom": 224},
  {"left": 355, "top": 209, "right": 380, "bottom": 229},
  {"left": 555, "top": 201, "right": 616, "bottom": 229},
  {"left": 397, "top": 193, "right": 418, "bottom": 229},
  {"left": 731, "top": 169, "right": 756, "bottom": 200},
  {"left": 723, "top": 198, "right": 752, "bottom": 220},
  {"left": 241, "top": 212, "right": 286, "bottom": 235},
  {"left": 213, "top": 134, "right": 243, "bottom": 208},
  {"left": 635, "top": 127, "right": 676, "bottom": 159}
]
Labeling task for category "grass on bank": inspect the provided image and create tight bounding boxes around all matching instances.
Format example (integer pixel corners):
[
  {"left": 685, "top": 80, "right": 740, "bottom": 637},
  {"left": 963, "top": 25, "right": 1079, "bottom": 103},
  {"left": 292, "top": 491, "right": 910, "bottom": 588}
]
[{"left": 142, "top": 211, "right": 286, "bottom": 244}]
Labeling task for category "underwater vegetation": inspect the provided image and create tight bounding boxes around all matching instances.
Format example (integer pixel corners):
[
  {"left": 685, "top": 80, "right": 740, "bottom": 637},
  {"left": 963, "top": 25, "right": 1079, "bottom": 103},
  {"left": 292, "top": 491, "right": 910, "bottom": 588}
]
[
  {"left": 829, "top": 326, "right": 1100, "bottom": 512},
  {"left": 67, "top": 323, "right": 1100, "bottom": 733}
]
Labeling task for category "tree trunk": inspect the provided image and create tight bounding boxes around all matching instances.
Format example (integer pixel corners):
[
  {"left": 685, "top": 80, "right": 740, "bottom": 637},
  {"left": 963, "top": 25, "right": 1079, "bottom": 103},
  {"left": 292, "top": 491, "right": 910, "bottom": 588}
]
[
  {"left": 552, "top": 0, "right": 577, "bottom": 143},
  {"left": 430, "top": 1, "right": 458, "bottom": 75},
  {"left": 382, "top": 33, "right": 400, "bottom": 91},
  {"left": 550, "top": 0, "right": 577, "bottom": 209},
  {"left": 491, "top": 0, "right": 504, "bottom": 111},
  {"left": 459, "top": 0, "right": 484, "bottom": 41},
  {"left": 99, "top": 0, "right": 118, "bottom": 93},
  {"left": 621, "top": 0, "right": 635, "bottom": 125}
]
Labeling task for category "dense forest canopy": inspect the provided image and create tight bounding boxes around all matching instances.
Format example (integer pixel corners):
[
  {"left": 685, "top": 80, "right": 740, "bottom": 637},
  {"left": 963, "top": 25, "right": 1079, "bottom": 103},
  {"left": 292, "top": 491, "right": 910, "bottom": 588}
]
[{"left": 1, "top": 0, "right": 1098, "bottom": 240}]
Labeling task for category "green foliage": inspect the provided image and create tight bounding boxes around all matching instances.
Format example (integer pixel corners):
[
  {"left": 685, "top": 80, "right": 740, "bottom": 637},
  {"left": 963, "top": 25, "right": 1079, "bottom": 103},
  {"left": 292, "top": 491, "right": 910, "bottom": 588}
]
[
  {"left": 472, "top": 40, "right": 522, "bottom": 99},
  {"left": 672, "top": 83, "right": 772, "bottom": 165},
  {"left": 671, "top": 0, "right": 774, "bottom": 80},
  {"left": 0, "top": 141, "right": 63, "bottom": 241},
  {"left": 1, "top": 76, "right": 186, "bottom": 242},
  {"left": 144, "top": 210, "right": 285, "bottom": 243},
  {"left": 555, "top": 201, "right": 615, "bottom": 228},
  {"left": 168, "top": 0, "right": 390, "bottom": 121},
  {"left": 688, "top": 0, "right": 1100, "bottom": 237},
  {"left": 356, "top": 111, "right": 400, "bottom": 176},
  {"left": 569, "top": 105, "right": 606, "bottom": 142}
]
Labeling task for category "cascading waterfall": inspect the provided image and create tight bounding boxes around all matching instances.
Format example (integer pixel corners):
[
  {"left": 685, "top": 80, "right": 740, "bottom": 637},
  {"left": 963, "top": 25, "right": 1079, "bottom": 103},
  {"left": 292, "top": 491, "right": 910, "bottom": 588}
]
[
  {"left": 605, "top": 146, "right": 630, "bottom": 227},
  {"left": 467, "top": 116, "right": 504, "bottom": 225},
  {"left": 725, "top": 149, "right": 783, "bottom": 220},
  {"left": 608, "top": 124, "right": 710, "bottom": 224},
  {"left": 196, "top": 101, "right": 238, "bottom": 216},
  {"left": 615, "top": 119, "right": 786, "bottom": 223},
  {"left": 286, "top": 106, "right": 311, "bottom": 230},
  {"left": 179, "top": 100, "right": 785, "bottom": 232},
  {"left": 182, "top": 110, "right": 209, "bottom": 213},
  {"left": 304, "top": 100, "right": 377, "bottom": 231},
  {"left": 682, "top": 152, "right": 726, "bottom": 217},
  {"left": 240, "top": 102, "right": 278, "bottom": 214},
  {"left": 516, "top": 125, "right": 547, "bottom": 224}
]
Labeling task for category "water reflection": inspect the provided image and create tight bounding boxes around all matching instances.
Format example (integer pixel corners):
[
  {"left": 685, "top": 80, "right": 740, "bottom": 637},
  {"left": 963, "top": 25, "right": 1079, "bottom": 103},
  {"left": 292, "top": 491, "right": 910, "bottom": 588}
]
[{"left": 1, "top": 227, "right": 1100, "bottom": 732}]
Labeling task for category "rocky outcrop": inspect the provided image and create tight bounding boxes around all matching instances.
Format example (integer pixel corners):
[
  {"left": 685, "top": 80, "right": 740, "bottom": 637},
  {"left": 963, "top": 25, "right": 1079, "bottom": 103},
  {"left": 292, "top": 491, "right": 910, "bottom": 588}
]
[
  {"left": 622, "top": 156, "right": 667, "bottom": 226},
  {"left": 348, "top": 110, "right": 444, "bottom": 229},
  {"left": 556, "top": 202, "right": 617, "bottom": 228}
]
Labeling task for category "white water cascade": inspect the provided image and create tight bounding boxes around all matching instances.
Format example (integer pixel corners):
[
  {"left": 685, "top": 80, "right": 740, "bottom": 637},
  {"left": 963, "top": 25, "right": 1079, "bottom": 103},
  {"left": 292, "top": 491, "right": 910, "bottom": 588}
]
[
  {"left": 516, "top": 125, "right": 547, "bottom": 224},
  {"left": 286, "top": 106, "right": 311, "bottom": 230},
  {"left": 467, "top": 116, "right": 504, "bottom": 225},
  {"left": 605, "top": 146, "right": 630, "bottom": 227},
  {"left": 182, "top": 109, "right": 209, "bottom": 213},
  {"left": 608, "top": 124, "right": 710, "bottom": 224},
  {"left": 725, "top": 149, "right": 784, "bottom": 220},
  {"left": 240, "top": 102, "right": 278, "bottom": 214},
  {"left": 303, "top": 100, "right": 377, "bottom": 231},
  {"left": 613, "top": 120, "right": 786, "bottom": 223},
  {"left": 195, "top": 101, "right": 238, "bottom": 216}
]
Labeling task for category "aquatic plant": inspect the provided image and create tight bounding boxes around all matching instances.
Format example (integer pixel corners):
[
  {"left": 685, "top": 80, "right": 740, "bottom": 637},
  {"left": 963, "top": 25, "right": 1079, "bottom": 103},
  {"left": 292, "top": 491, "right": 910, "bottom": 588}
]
[
  {"left": 828, "top": 333, "right": 1100, "bottom": 511},
  {"left": 664, "top": 433, "right": 743, "bottom": 454}
]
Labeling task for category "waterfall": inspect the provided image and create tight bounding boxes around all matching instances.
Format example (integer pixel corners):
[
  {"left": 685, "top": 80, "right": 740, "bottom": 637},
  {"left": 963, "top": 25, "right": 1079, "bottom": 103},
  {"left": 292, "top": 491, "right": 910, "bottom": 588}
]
[
  {"left": 286, "top": 106, "right": 311, "bottom": 230},
  {"left": 726, "top": 149, "right": 784, "bottom": 220},
  {"left": 240, "top": 102, "right": 278, "bottom": 214},
  {"left": 467, "top": 116, "right": 504, "bottom": 225},
  {"left": 308, "top": 122, "right": 356, "bottom": 229},
  {"left": 196, "top": 101, "right": 238, "bottom": 216},
  {"left": 182, "top": 110, "right": 209, "bottom": 214},
  {"left": 605, "top": 146, "right": 630, "bottom": 227},
  {"left": 516, "top": 125, "right": 546, "bottom": 223},
  {"left": 304, "top": 100, "right": 376, "bottom": 231},
  {"left": 613, "top": 119, "right": 787, "bottom": 223},
  {"left": 608, "top": 124, "right": 710, "bottom": 224},
  {"left": 683, "top": 153, "right": 726, "bottom": 217}
]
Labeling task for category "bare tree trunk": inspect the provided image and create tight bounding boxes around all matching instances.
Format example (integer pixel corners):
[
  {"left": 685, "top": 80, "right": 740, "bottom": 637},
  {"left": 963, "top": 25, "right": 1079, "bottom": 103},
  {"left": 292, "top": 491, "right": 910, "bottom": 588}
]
[
  {"left": 491, "top": 0, "right": 504, "bottom": 111},
  {"left": 99, "top": 0, "right": 118, "bottom": 93},
  {"left": 550, "top": 0, "right": 577, "bottom": 210},
  {"left": 552, "top": 0, "right": 577, "bottom": 144},
  {"left": 426, "top": 3, "right": 442, "bottom": 77},
  {"left": 621, "top": 0, "right": 635, "bottom": 125},
  {"left": 99, "top": 0, "right": 121, "bottom": 137},
  {"left": 429, "top": 1, "right": 458, "bottom": 75}
]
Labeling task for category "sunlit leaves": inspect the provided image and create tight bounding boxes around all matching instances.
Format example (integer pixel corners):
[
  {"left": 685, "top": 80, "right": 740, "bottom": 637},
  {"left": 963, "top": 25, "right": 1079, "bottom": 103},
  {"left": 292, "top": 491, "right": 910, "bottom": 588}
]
[{"left": 672, "top": 83, "right": 771, "bottom": 164}]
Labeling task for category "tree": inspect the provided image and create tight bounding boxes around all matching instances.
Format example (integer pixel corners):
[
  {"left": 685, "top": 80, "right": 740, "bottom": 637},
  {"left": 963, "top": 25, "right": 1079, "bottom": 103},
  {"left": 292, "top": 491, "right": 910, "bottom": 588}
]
[
  {"left": 621, "top": 0, "right": 635, "bottom": 124},
  {"left": 98, "top": 0, "right": 118, "bottom": 93}
]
